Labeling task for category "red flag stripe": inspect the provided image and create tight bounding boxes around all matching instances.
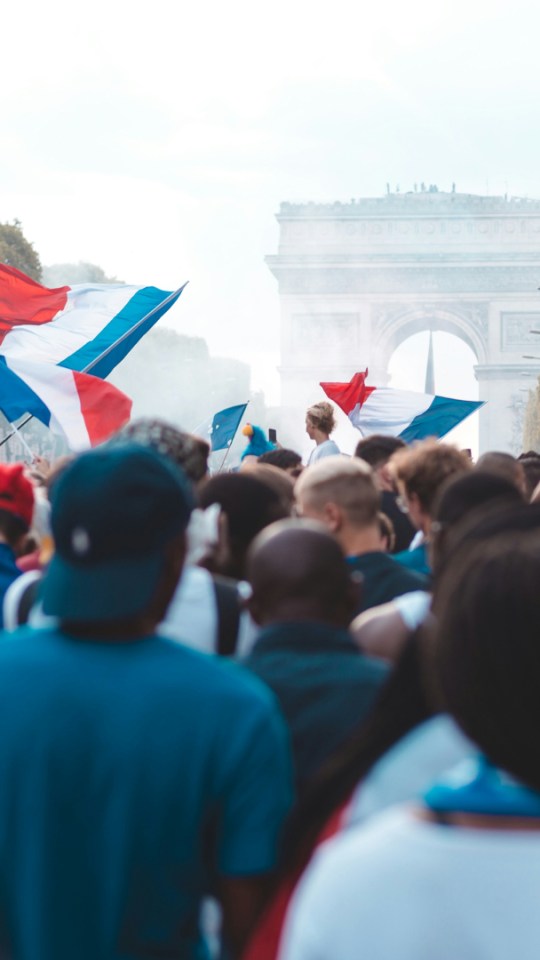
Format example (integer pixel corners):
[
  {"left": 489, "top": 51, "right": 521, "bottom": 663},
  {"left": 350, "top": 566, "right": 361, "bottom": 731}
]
[{"left": 320, "top": 370, "right": 376, "bottom": 415}]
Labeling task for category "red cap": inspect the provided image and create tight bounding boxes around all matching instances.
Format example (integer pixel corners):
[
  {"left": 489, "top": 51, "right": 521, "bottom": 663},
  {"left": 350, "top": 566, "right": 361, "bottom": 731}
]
[{"left": 0, "top": 463, "right": 34, "bottom": 529}]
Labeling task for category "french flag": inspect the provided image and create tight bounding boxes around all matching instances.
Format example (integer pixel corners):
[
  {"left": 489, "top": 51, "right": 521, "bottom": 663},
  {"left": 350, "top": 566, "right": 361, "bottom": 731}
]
[
  {"left": 321, "top": 370, "right": 483, "bottom": 442},
  {"left": 0, "top": 264, "right": 185, "bottom": 377},
  {"left": 0, "top": 356, "right": 132, "bottom": 450}
]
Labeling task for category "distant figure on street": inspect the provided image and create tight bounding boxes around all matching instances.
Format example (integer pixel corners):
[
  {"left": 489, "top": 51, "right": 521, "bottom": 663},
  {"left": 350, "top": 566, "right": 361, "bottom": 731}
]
[{"left": 305, "top": 402, "right": 340, "bottom": 463}]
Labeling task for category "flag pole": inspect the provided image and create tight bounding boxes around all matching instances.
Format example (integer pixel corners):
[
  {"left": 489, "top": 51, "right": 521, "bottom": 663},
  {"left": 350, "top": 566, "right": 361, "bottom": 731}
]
[
  {"left": 218, "top": 444, "right": 233, "bottom": 474},
  {"left": 7, "top": 418, "right": 35, "bottom": 462},
  {"left": 81, "top": 283, "right": 188, "bottom": 376},
  {"left": 0, "top": 282, "right": 188, "bottom": 449},
  {"left": 217, "top": 402, "right": 249, "bottom": 473}
]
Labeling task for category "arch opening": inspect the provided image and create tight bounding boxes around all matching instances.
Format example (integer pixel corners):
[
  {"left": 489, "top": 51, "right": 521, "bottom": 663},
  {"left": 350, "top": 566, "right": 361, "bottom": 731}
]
[{"left": 388, "top": 331, "right": 480, "bottom": 457}]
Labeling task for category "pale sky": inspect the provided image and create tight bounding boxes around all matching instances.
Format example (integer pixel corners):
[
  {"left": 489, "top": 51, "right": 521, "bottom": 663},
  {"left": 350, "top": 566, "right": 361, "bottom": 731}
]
[{"left": 2, "top": 0, "right": 540, "bottom": 452}]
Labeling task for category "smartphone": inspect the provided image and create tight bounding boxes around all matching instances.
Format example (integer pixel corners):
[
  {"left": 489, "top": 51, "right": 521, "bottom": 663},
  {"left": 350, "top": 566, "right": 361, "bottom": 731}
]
[{"left": 268, "top": 428, "right": 277, "bottom": 443}]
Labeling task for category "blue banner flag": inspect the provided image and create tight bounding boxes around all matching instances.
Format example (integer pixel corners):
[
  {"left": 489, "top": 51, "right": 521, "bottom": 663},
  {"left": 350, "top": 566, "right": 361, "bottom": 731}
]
[{"left": 195, "top": 403, "right": 248, "bottom": 453}]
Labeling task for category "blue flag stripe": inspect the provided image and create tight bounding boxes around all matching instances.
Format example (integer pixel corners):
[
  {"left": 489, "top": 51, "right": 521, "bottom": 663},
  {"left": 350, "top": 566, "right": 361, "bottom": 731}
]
[
  {"left": 59, "top": 286, "right": 182, "bottom": 378},
  {"left": 399, "top": 396, "right": 484, "bottom": 443},
  {"left": 0, "top": 357, "right": 52, "bottom": 428}
]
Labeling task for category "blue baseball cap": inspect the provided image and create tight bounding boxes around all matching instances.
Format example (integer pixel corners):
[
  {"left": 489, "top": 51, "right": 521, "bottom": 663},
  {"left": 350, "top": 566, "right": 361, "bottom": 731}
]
[{"left": 41, "top": 443, "right": 194, "bottom": 622}]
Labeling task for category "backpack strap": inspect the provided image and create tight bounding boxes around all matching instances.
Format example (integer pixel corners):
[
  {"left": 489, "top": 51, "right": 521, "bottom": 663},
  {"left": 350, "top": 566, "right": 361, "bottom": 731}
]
[{"left": 213, "top": 575, "right": 241, "bottom": 656}]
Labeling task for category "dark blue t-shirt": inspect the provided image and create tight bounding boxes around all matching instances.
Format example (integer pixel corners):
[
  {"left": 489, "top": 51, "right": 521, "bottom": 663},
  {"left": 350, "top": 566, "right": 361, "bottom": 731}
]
[{"left": 0, "top": 628, "right": 292, "bottom": 960}]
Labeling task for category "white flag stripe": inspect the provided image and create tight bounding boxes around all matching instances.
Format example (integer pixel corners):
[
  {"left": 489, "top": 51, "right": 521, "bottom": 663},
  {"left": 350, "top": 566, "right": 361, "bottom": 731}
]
[
  {"left": 5, "top": 358, "right": 90, "bottom": 449},
  {"left": 350, "top": 387, "right": 433, "bottom": 436},
  {"left": 0, "top": 285, "right": 139, "bottom": 366}
]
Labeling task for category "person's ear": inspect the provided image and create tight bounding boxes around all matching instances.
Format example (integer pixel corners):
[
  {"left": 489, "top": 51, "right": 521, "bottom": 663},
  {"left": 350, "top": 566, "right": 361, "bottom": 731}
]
[{"left": 323, "top": 501, "right": 343, "bottom": 533}]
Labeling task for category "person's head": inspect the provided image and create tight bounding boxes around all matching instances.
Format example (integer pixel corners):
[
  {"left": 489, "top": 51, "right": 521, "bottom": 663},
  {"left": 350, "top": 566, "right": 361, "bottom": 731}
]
[
  {"left": 41, "top": 444, "right": 194, "bottom": 637},
  {"left": 247, "top": 519, "right": 359, "bottom": 627},
  {"left": 237, "top": 462, "right": 295, "bottom": 514},
  {"left": 258, "top": 448, "right": 303, "bottom": 479},
  {"left": 198, "top": 472, "right": 290, "bottom": 579},
  {"left": 305, "top": 401, "right": 336, "bottom": 441},
  {"left": 389, "top": 440, "right": 471, "bottom": 534},
  {"left": 0, "top": 462, "right": 35, "bottom": 553},
  {"left": 475, "top": 450, "right": 527, "bottom": 497},
  {"left": 433, "top": 530, "right": 540, "bottom": 790},
  {"left": 116, "top": 418, "right": 210, "bottom": 487},
  {"left": 295, "top": 456, "right": 380, "bottom": 552},
  {"left": 430, "top": 470, "right": 523, "bottom": 575},
  {"left": 354, "top": 435, "right": 406, "bottom": 490}
]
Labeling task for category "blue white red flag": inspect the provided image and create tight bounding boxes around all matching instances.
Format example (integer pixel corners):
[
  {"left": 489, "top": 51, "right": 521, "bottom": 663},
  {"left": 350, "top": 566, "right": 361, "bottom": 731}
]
[
  {"left": 321, "top": 370, "right": 483, "bottom": 442},
  {"left": 0, "top": 356, "right": 132, "bottom": 450},
  {"left": 0, "top": 264, "right": 185, "bottom": 377}
]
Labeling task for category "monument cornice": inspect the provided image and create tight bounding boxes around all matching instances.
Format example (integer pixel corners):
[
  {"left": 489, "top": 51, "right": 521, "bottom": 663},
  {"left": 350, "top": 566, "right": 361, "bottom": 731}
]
[
  {"left": 278, "top": 194, "right": 540, "bottom": 219},
  {"left": 269, "top": 265, "right": 540, "bottom": 296},
  {"left": 267, "top": 253, "right": 540, "bottom": 267},
  {"left": 474, "top": 364, "right": 540, "bottom": 380}
]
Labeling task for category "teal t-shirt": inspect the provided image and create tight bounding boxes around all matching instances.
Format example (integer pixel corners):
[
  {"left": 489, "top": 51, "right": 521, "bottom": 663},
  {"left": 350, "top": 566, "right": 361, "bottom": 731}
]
[{"left": 0, "top": 628, "right": 292, "bottom": 959}]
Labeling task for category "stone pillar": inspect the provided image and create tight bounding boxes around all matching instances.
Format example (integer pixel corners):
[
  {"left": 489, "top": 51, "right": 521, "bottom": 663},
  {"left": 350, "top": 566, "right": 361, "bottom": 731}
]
[{"left": 475, "top": 364, "right": 540, "bottom": 454}]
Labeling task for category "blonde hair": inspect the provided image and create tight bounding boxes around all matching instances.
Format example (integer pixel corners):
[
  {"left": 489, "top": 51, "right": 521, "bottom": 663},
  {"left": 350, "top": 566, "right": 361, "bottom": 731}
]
[
  {"left": 296, "top": 455, "right": 379, "bottom": 527},
  {"left": 306, "top": 401, "right": 336, "bottom": 435}
]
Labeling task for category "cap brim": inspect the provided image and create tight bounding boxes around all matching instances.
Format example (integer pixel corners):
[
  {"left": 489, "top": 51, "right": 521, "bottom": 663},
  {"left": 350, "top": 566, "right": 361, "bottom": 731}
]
[{"left": 41, "top": 550, "right": 164, "bottom": 622}]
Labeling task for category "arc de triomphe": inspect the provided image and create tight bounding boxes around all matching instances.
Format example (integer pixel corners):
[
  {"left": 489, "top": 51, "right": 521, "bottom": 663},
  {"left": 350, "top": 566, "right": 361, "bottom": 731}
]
[{"left": 266, "top": 192, "right": 540, "bottom": 453}]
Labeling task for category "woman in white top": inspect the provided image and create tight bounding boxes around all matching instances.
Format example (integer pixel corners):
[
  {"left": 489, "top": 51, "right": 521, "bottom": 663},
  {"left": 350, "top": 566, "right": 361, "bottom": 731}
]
[
  {"left": 305, "top": 401, "right": 340, "bottom": 464},
  {"left": 280, "top": 523, "right": 540, "bottom": 960}
]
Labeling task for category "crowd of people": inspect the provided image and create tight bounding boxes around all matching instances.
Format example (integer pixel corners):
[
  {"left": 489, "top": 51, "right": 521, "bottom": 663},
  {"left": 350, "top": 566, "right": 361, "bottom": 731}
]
[{"left": 0, "top": 405, "right": 539, "bottom": 959}]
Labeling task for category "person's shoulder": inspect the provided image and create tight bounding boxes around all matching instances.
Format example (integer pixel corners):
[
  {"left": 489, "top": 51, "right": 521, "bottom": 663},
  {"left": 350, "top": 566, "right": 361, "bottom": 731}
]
[
  {"left": 162, "top": 637, "right": 281, "bottom": 711},
  {"left": 386, "top": 552, "right": 429, "bottom": 583},
  {"left": 300, "top": 806, "right": 418, "bottom": 897}
]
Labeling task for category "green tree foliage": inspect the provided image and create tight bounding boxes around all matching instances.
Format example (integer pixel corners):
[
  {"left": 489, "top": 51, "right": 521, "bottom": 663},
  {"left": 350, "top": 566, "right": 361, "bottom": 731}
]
[
  {"left": 523, "top": 379, "right": 540, "bottom": 453},
  {"left": 42, "top": 261, "right": 120, "bottom": 286},
  {"left": 0, "top": 220, "right": 42, "bottom": 281}
]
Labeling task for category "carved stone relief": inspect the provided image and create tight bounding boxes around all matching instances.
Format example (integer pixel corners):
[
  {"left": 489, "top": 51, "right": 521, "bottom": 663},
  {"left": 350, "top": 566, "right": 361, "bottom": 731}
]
[
  {"left": 291, "top": 314, "right": 359, "bottom": 359},
  {"left": 500, "top": 313, "right": 540, "bottom": 350}
]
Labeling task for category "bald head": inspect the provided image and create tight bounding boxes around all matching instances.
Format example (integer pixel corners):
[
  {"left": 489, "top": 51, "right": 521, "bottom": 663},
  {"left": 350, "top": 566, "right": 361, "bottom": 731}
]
[{"left": 247, "top": 519, "right": 359, "bottom": 627}]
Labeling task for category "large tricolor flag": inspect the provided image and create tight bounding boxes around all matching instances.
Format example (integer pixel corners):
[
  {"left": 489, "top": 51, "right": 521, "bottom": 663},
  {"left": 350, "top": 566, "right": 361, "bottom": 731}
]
[
  {"left": 321, "top": 370, "right": 483, "bottom": 442},
  {"left": 0, "top": 264, "right": 185, "bottom": 377},
  {"left": 0, "top": 356, "right": 132, "bottom": 450}
]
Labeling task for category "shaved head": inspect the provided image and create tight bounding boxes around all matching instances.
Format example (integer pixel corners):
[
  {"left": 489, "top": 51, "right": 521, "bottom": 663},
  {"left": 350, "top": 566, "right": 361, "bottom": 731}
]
[
  {"left": 247, "top": 519, "right": 359, "bottom": 626},
  {"left": 295, "top": 455, "right": 379, "bottom": 528}
]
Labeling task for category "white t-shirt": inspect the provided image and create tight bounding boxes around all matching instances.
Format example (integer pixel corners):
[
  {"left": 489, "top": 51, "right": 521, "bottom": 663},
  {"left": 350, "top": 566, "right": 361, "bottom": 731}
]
[
  {"left": 280, "top": 805, "right": 540, "bottom": 960},
  {"left": 308, "top": 440, "right": 340, "bottom": 464},
  {"left": 158, "top": 565, "right": 258, "bottom": 657},
  {"left": 347, "top": 715, "right": 473, "bottom": 826}
]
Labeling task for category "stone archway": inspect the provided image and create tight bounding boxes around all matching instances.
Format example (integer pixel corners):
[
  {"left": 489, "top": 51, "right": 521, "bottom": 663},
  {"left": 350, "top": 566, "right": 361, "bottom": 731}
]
[
  {"left": 267, "top": 191, "right": 540, "bottom": 453},
  {"left": 371, "top": 305, "right": 486, "bottom": 376}
]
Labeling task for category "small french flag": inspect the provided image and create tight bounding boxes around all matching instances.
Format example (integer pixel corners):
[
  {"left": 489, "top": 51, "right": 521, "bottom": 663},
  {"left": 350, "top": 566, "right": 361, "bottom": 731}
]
[{"left": 321, "top": 370, "right": 483, "bottom": 442}]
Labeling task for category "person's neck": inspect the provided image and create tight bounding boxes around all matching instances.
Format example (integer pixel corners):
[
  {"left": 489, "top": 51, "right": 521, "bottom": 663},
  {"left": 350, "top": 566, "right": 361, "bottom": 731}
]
[
  {"left": 61, "top": 617, "right": 158, "bottom": 642},
  {"left": 340, "top": 525, "right": 383, "bottom": 557},
  {"left": 260, "top": 607, "right": 345, "bottom": 629},
  {"left": 314, "top": 430, "right": 330, "bottom": 446}
]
